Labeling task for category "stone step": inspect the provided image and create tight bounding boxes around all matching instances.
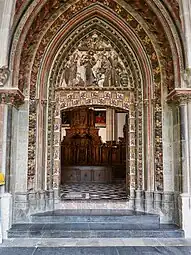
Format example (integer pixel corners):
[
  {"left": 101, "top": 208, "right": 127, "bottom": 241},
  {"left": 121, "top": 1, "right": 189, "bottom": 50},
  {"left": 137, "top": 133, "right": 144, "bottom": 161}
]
[
  {"left": 1, "top": 246, "right": 191, "bottom": 255},
  {"left": 8, "top": 224, "right": 184, "bottom": 238},
  {"left": 31, "top": 209, "right": 160, "bottom": 229},
  {"left": 8, "top": 222, "right": 158, "bottom": 231}
]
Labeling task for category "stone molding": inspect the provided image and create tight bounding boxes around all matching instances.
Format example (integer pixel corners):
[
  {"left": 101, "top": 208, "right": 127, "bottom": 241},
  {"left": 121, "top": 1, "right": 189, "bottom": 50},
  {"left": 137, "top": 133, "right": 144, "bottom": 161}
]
[
  {"left": 166, "top": 88, "right": 191, "bottom": 104},
  {"left": 0, "top": 88, "right": 25, "bottom": 107},
  {"left": 0, "top": 66, "right": 10, "bottom": 87}
]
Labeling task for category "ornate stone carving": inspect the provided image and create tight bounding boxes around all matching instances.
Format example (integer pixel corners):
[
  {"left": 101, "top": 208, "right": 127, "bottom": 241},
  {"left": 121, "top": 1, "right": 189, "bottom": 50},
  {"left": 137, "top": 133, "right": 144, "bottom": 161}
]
[
  {"left": 167, "top": 88, "right": 191, "bottom": 104},
  {"left": 0, "top": 88, "right": 24, "bottom": 106},
  {"left": 61, "top": 33, "right": 130, "bottom": 89},
  {"left": 59, "top": 91, "right": 130, "bottom": 110},
  {"left": 182, "top": 68, "right": 191, "bottom": 87},
  {"left": 12, "top": 0, "right": 166, "bottom": 191},
  {"left": 0, "top": 66, "right": 10, "bottom": 87}
]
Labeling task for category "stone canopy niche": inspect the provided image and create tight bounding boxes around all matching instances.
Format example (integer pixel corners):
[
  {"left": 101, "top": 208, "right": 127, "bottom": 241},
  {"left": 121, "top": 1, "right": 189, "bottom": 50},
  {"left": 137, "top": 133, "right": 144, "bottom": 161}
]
[{"left": 61, "top": 107, "right": 126, "bottom": 184}]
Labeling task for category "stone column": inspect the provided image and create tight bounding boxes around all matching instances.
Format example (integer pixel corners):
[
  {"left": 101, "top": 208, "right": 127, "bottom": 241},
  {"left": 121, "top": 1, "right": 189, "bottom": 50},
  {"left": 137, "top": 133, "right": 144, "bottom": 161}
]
[
  {"left": 5, "top": 104, "right": 13, "bottom": 193},
  {"left": 162, "top": 102, "right": 174, "bottom": 191},
  {"left": 42, "top": 100, "right": 47, "bottom": 190},
  {"left": 13, "top": 101, "right": 29, "bottom": 221},
  {"left": 143, "top": 98, "right": 155, "bottom": 212},
  {"left": 145, "top": 98, "right": 155, "bottom": 191},
  {"left": 46, "top": 101, "right": 55, "bottom": 211},
  {"left": 0, "top": 101, "right": 13, "bottom": 238},
  {"left": 179, "top": 97, "right": 191, "bottom": 237},
  {"left": 36, "top": 99, "right": 43, "bottom": 191},
  {"left": 180, "top": 101, "right": 191, "bottom": 193},
  {"left": 0, "top": 0, "right": 15, "bottom": 66},
  {"left": 14, "top": 101, "right": 29, "bottom": 192},
  {"left": 35, "top": 99, "right": 48, "bottom": 210},
  {"left": 0, "top": 104, "right": 6, "bottom": 193},
  {"left": 179, "top": 0, "right": 191, "bottom": 237},
  {"left": 0, "top": 0, "right": 20, "bottom": 239},
  {"left": 36, "top": 99, "right": 48, "bottom": 188},
  {"left": 180, "top": 0, "right": 191, "bottom": 69},
  {"left": 172, "top": 104, "right": 181, "bottom": 193}
]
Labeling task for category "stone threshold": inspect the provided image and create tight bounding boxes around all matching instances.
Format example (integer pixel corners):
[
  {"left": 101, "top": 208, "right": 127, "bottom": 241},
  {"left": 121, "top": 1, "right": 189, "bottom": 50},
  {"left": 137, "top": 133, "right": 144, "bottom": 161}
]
[
  {"left": 55, "top": 200, "right": 130, "bottom": 210},
  {"left": 1, "top": 238, "right": 191, "bottom": 247}
]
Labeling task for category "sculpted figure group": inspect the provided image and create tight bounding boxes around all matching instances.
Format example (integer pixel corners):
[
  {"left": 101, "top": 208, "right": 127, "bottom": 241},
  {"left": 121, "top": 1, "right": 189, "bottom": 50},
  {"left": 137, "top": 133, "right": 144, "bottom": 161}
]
[{"left": 62, "top": 35, "right": 129, "bottom": 88}]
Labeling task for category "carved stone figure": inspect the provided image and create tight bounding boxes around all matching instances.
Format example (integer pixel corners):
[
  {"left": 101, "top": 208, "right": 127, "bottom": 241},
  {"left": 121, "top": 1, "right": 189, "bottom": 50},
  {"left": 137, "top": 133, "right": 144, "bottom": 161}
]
[
  {"left": 80, "top": 51, "right": 97, "bottom": 86},
  {"left": 182, "top": 68, "right": 191, "bottom": 87},
  {"left": 63, "top": 54, "right": 78, "bottom": 87},
  {"left": 0, "top": 66, "right": 10, "bottom": 86},
  {"left": 103, "top": 54, "right": 123, "bottom": 87},
  {"left": 61, "top": 34, "right": 129, "bottom": 88}
]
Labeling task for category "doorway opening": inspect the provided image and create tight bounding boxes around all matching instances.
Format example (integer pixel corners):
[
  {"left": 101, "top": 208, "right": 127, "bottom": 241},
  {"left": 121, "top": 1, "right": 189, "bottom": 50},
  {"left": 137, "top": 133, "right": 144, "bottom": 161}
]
[{"left": 60, "top": 106, "right": 128, "bottom": 200}]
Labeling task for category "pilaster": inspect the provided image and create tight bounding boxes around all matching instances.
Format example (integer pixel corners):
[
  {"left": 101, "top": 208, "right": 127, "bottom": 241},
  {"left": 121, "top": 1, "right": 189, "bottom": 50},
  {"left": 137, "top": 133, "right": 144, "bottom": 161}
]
[
  {"left": 167, "top": 88, "right": 191, "bottom": 194},
  {"left": 162, "top": 102, "right": 174, "bottom": 192},
  {"left": 167, "top": 88, "right": 191, "bottom": 236}
]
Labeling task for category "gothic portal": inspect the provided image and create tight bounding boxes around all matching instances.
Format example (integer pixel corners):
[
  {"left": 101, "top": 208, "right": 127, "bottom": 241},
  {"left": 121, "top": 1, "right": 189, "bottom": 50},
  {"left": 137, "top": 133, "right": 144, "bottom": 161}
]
[{"left": 1, "top": 0, "right": 191, "bottom": 239}]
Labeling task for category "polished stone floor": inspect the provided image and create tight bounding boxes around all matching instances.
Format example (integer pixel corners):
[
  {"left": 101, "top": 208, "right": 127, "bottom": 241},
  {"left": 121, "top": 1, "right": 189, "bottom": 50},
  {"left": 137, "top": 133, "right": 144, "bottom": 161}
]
[
  {"left": 60, "top": 183, "right": 127, "bottom": 200},
  {"left": 1, "top": 238, "right": 191, "bottom": 254}
]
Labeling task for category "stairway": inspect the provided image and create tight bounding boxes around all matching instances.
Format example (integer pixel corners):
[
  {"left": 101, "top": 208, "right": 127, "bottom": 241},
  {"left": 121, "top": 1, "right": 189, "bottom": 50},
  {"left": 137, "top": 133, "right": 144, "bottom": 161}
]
[{"left": 8, "top": 209, "right": 184, "bottom": 239}]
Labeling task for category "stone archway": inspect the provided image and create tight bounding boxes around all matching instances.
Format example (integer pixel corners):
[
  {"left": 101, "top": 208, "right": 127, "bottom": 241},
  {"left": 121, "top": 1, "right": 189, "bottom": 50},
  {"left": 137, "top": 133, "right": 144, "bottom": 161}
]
[
  {"left": 6, "top": 0, "right": 186, "bottom": 225},
  {"left": 52, "top": 90, "right": 135, "bottom": 198}
]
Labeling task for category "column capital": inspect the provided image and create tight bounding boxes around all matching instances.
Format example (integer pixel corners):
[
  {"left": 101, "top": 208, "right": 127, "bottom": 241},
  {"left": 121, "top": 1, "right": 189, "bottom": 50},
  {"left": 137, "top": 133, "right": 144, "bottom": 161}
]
[
  {"left": 166, "top": 88, "right": 191, "bottom": 104},
  {"left": 0, "top": 88, "right": 25, "bottom": 107}
]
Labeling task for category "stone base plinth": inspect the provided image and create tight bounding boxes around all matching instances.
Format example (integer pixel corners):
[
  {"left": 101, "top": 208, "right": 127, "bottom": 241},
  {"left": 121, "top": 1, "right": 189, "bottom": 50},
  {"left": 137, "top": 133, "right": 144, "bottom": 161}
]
[
  {"left": 180, "top": 193, "right": 191, "bottom": 238},
  {"left": 12, "top": 189, "right": 179, "bottom": 227},
  {"left": 1, "top": 193, "right": 12, "bottom": 239}
]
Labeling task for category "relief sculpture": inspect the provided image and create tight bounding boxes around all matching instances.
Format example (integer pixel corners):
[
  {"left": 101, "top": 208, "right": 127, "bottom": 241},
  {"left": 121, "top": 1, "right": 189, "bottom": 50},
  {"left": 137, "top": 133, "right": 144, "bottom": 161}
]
[
  {"left": 0, "top": 66, "right": 10, "bottom": 86},
  {"left": 61, "top": 33, "right": 130, "bottom": 88}
]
